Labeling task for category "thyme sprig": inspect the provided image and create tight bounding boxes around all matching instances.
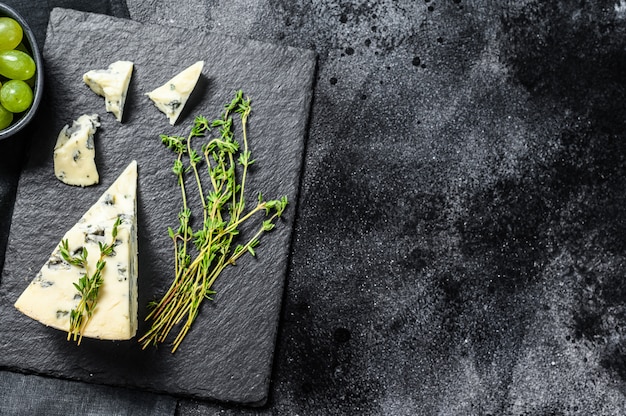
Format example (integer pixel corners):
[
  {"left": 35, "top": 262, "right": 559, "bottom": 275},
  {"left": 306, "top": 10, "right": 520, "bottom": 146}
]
[
  {"left": 61, "top": 216, "right": 122, "bottom": 345},
  {"left": 59, "top": 239, "right": 87, "bottom": 268},
  {"left": 139, "top": 90, "right": 288, "bottom": 353}
]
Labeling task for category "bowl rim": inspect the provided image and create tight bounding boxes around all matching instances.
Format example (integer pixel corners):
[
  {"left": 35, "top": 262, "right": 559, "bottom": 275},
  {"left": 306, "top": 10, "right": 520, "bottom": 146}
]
[{"left": 0, "top": 2, "right": 44, "bottom": 141}]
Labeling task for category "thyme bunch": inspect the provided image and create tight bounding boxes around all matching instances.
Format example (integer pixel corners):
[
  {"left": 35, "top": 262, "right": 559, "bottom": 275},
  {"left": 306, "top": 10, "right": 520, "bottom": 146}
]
[
  {"left": 60, "top": 216, "right": 122, "bottom": 345},
  {"left": 139, "top": 90, "right": 288, "bottom": 352}
]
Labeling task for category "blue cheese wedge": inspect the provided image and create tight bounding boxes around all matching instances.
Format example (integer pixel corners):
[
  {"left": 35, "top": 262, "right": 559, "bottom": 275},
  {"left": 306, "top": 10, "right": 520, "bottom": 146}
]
[
  {"left": 146, "top": 60, "right": 204, "bottom": 125},
  {"left": 53, "top": 114, "right": 100, "bottom": 187},
  {"left": 83, "top": 60, "right": 134, "bottom": 122},
  {"left": 14, "top": 161, "right": 139, "bottom": 341}
]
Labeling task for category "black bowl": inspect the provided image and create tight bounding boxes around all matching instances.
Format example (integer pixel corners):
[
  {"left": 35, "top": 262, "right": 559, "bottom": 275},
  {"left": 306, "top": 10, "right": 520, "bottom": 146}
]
[{"left": 0, "top": 2, "right": 43, "bottom": 141}]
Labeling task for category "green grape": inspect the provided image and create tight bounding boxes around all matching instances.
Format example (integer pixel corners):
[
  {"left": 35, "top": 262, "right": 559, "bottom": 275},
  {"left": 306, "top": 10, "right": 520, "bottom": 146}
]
[
  {"left": 0, "top": 79, "right": 33, "bottom": 113},
  {"left": 0, "top": 17, "right": 23, "bottom": 50},
  {"left": 0, "top": 103, "right": 13, "bottom": 129},
  {"left": 0, "top": 50, "right": 35, "bottom": 80}
]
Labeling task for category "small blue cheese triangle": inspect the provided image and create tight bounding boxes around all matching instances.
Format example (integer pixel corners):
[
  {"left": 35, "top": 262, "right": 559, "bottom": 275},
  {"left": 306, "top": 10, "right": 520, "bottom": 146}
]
[
  {"left": 146, "top": 60, "right": 204, "bottom": 125},
  {"left": 53, "top": 114, "right": 100, "bottom": 187},
  {"left": 83, "top": 60, "right": 134, "bottom": 122},
  {"left": 15, "top": 161, "right": 139, "bottom": 341}
]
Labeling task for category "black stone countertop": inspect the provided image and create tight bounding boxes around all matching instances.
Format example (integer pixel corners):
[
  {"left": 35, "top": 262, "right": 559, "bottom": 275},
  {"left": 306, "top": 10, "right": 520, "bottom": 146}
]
[{"left": 3, "top": 1, "right": 626, "bottom": 415}]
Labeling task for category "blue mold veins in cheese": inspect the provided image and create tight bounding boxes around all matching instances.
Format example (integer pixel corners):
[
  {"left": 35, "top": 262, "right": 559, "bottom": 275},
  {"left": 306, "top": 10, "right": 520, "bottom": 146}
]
[
  {"left": 14, "top": 161, "right": 139, "bottom": 341},
  {"left": 146, "top": 60, "right": 204, "bottom": 125},
  {"left": 53, "top": 114, "right": 101, "bottom": 187},
  {"left": 83, "top": 61, "right": 134, "bottom": 122}
]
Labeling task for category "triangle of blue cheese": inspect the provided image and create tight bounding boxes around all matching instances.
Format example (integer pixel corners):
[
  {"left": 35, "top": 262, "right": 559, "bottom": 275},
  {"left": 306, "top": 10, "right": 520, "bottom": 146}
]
[
  {"left": 83, "top": 60, "right": 134, "bottom": 122},
  {"left": 53, "top": 114, "right": 100, "bottom": 187},
  {"left": 14, "top": 161, "right": 139, "bottom": 341},
  {"left": 146, "top": 60, "right": 204, "bottom": 125}
]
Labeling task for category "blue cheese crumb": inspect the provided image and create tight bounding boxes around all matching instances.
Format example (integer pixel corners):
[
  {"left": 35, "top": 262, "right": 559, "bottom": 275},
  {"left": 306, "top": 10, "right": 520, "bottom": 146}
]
[
  {"left": 53, "top": 114, "right": 100, "bottom": 187},
  {"left": 146, "top": 61, "right": 204, "bottom": 125},
  {"left": 83, "top": 61, "right": 134, "bottom": 122}
]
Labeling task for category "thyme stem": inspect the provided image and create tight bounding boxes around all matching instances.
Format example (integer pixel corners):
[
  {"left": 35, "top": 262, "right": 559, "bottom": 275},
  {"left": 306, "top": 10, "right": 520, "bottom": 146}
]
[
  {"left": 62, "top": 216, "right": 122, "bottom": 345},
  {"left": 140, "top": 91, "right": 288, "bottom": 352}
]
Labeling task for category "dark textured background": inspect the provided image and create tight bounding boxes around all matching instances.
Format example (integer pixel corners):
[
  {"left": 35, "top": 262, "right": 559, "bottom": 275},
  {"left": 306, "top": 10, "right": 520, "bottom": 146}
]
[{"left": 3, "top": 0, "right": 626, "bottom": 415}]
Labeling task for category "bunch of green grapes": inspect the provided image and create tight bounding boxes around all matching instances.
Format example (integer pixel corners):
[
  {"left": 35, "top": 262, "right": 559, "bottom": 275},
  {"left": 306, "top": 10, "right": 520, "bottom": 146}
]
[{"left": 0, "top": 16, "right": 36, "bottom": 129}]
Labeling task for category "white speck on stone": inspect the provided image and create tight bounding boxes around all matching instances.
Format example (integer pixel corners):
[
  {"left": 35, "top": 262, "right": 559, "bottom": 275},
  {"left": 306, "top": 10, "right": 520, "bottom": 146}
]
[{"left": 615, "top": 0, "right": 626, "bottom": 18}]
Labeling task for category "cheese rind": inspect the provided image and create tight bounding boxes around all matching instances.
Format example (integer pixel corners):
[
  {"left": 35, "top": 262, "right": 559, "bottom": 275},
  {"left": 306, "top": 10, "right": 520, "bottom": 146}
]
[
  {"left": 83, "top": 61, "right": 134, "bottom": 122},
  {"left": 146, "top": 60, "right": 204, "bottom": 125},
  {"left": 53, "top": 114, "right": 100, "bottom": 187},
  {"left": 15, "top": 161, "right": 139, "bottom": 341}
]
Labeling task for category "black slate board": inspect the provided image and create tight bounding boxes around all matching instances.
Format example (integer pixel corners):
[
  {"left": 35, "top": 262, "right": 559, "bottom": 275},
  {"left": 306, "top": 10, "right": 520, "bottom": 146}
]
[
  {"left": 0, "top": 0, "right": 129, "bottom": 292},
  {"left": 0, "top": 8, "right": 316, "bottom": 406}
]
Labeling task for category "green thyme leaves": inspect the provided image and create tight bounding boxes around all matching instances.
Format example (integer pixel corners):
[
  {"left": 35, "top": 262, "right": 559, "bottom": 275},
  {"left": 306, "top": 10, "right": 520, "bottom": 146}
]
[
  {"left": 139, "top": 90, "right": 288, "bottom": 353},
  {"left": 59, "top": 239, "right": 87, "bottom": 268},
  {"left": 65, "top": 215, "right": 122, "bottom": 345}
]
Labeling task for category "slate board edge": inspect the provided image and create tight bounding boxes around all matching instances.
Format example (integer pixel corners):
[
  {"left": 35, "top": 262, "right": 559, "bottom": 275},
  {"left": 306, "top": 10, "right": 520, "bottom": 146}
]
[
  {"left": 48, "top": 7, "right": 318, "bottom": 63},
  {"left": 255, "top": 54, "right": 320, "bottom": 409}
]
